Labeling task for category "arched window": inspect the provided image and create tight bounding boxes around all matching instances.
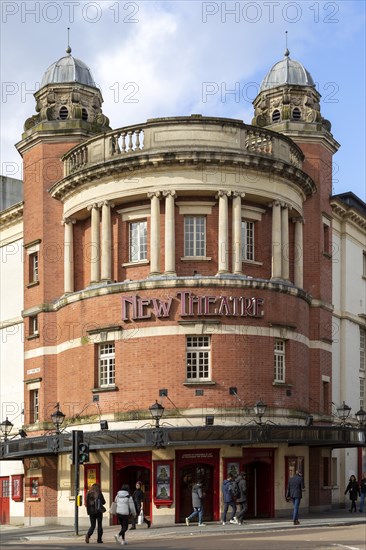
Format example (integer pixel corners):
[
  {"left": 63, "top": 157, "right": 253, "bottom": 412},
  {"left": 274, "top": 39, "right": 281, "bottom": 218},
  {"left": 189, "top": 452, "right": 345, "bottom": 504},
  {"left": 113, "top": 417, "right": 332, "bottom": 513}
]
[
  {"left": 82, "top": 108, "right": 88, "bottom": 121},
  {"left": 59, "top": 106, "right": 68, "bottom": 120},
  {"left": 272, "top": 109, "right": 280, "bottom": 123},
  {"left": 292, "top": 107, "right": 301, "bottom": 120}
]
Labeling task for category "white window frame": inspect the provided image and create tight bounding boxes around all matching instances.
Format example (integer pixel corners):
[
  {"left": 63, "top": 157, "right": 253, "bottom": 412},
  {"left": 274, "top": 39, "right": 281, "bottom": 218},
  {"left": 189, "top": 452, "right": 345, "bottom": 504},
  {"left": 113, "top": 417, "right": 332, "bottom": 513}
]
[
  {"left": 129, "top": 220, "right": 147, "bottom": 262},
  {"left": 186, "top": 336, "right": 210, "bottom": 381},
  {"left": 360, "top": 328, "right": 365, "bottom": 371},
  {"left": 30, "top": 252, "right": 39, "bottom": 283},
  {"left": 241, "top": 220, "right": 255, "bottom": 261},
  {"left": 98, "top": 343, "right": 115, "bottom": 387},
  {"left": 30, "top": 388, "right": 39, "bottom": 423},
  {"left": 30, "top": 315, "right": 38, "bottom": 336},
  {"left": 274, "top": 339, "right": 285, "bottom": 382},
  {"left": 184, "top": 216, "right": 206, "bottom": 257}
]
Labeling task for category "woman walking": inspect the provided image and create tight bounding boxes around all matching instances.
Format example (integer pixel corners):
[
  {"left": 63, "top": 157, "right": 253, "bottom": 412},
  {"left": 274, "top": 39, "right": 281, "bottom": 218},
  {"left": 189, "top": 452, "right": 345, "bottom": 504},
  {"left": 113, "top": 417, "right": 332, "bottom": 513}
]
[
  {"left": 345, "top": 475, "right": 360, "bottom": 512},
  {"left": 114, "top": 484, "right": 136, "bottom": 545},
  {"left": 85, "top": 483, "right": 106, "bottom": 544}
]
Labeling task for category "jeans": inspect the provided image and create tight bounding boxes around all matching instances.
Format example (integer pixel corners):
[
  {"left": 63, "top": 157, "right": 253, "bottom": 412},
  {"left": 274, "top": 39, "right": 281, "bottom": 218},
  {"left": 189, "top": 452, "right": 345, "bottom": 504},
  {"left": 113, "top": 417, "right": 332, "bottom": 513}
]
[
  {"left": 187, "top": 506, "right": 204, "bottom": 524},
  {"left": 360, "top": 492, "right": 365, "bottom": 513},
  {"left": 222, "top": 500, "right": 236, "bottom": 522},
  {"left": 87, "top": 512, "right": 103, "bottom": 542},
  {"left": 236, "top": 501, "right": 248, "bottom": 522},
  {"left": 291, "top": 497, "right": 301, "bottom": 521}
]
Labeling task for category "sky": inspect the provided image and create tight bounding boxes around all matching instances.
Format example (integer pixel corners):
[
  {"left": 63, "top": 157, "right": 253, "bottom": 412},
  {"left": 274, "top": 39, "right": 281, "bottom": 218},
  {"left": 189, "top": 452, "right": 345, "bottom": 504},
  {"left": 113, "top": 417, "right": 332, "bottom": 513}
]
[{"left": 0, "top": 0, "right": 365, "bottom": 201}]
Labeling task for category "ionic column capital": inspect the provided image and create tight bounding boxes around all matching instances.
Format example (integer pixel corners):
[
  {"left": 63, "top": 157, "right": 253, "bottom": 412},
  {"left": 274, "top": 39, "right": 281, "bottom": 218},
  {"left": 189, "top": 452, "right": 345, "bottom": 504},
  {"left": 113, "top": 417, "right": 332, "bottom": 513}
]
[
  {"left": 98, "top": 200, "right": 115, "bottom": 209},
  {"left": 61, "top": 218, "right": 76, "bottom": 225},
  {"left": 87, "top": 203, "right": 100, "bottom": 212},
  {"left": 292, "top": 216, "right": 305, "bottom": 224},
  {"left": 216, "top": 189, "right": 231, "bottom": 199},
  {"left": 147, "top": 191, "right": 161, "bottom": 200},
  {"left": 269, "top": 200, "right": 281, "bottom": 209},
  {"left": 162, "top": 190, "right": 176, "bottom": 198},
  {"left": 232, "top": 191, "right": 246, "bottom": 199}
]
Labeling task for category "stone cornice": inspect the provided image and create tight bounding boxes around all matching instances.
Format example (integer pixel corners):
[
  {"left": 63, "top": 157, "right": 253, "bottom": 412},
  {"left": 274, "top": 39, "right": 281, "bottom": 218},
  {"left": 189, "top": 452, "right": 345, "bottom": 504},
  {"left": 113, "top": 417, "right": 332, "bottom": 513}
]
[
  {"left": 330, "top": 199, "right": 366, "bottom": 230},
  {"left": 50, "top": 149, "right": 316, "bottom": 202},
  {"left": 0, "top": 201, "right": 23, "bottom": 229}
]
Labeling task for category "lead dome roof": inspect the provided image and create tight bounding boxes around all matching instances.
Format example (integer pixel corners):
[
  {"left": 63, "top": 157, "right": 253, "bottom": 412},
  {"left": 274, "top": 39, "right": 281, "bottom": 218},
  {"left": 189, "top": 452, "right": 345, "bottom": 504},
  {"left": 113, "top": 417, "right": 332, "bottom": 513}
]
[
  {"left": 260, "top": 49, "right": 315, "bottom": 91},
  {"left": 40, "top": 47, "right": 97, "bottom": 88}
]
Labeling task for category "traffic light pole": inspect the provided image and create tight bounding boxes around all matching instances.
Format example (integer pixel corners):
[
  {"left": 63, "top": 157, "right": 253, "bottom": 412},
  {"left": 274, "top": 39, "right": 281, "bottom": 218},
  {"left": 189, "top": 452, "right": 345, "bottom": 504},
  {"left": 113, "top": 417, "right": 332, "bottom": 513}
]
[{"left": 72, "top": 430, "right": 83, "bottom": 536}]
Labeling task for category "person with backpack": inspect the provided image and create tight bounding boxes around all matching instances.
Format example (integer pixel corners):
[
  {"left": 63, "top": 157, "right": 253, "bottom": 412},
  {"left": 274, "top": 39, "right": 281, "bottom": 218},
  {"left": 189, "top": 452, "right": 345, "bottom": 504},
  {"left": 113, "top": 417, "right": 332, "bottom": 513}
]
[
  {"left": 85, "top": 483, "right": 106, "bottom": 544},
  {"left": 221, "top": 473, "right": 238, "bottom": 525},
  {"left": 235, "top": 472, "right": 248, "bottom": 525},
  {"left": 185, "top": 479, "right": 206, "bottom": 527}
]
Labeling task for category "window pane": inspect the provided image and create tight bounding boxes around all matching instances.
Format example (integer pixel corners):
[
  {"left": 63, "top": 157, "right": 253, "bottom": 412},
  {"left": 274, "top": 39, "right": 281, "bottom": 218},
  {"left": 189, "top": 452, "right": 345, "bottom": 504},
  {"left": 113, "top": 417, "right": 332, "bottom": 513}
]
[
  {"left": 99, "top": 343, "right": 115, "bottom": 386},
  {"left": 274, "top": 339, "right": 285, "bottom": 382},
  {"left": 184, "top": 217, "right": 206, "bottom": 257},
  {"left": 241, "top": 221, "right": 255, "bottom": 261},
  {"left": 129, "top": 221, "right": 147, "bottom": 262},
  {"left": 186, "top": 336, "right": 210, "bottom": 380}
]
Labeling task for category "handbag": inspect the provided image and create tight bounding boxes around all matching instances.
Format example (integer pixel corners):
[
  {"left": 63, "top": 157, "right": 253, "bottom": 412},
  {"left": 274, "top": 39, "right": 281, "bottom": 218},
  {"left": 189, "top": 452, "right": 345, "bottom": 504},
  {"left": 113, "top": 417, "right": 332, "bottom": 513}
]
[
  {"left": 109, "top": 502, "right": 117, "bottom": 515},
  {"left": 137, "top": 509, "right": 144, "bottom": 525}
]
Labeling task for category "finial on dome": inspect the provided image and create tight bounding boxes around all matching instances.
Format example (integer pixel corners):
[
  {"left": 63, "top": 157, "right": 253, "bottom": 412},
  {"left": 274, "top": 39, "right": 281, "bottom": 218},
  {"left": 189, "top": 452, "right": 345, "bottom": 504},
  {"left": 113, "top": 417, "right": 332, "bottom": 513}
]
[
  {"left": 66, "top": 27, "right": 72, "bottom": 55},
  {"left": 284, "top": 30, "right": 290, "bottom": 57}
]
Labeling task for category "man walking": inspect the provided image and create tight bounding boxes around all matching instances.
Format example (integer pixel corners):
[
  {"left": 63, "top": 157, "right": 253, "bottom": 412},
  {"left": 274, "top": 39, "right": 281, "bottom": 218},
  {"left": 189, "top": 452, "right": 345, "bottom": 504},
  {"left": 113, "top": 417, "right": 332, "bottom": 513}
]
[
  {"left": 235, "top": 471, "right": 248, "bottom": 525},
  {"left": 286, "top": 470, "right": 304, "bottom": 525},
  {"left": 185, "top": 479, "right": 205, "bottom": 527},
  {"left": 222, "top": 473, "right": 237, "bottom": 525}
]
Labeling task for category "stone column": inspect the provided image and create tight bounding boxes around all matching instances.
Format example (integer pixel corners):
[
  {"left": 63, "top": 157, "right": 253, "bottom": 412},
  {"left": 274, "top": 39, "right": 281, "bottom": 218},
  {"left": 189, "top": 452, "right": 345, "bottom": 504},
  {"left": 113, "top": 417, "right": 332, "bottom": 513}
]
[
  {"left": 88, "top": 203, "right": 100, "bottom": 283},
  {"left": 63, "top": 218, "right": 75, "bottom": 294},
  {"left": 294, "top": 217, "right": 304, "bottom": 288},
  {"left": 148, "top": 191, "right": 161, "bottom": 276},
  {"left": 271, "top": 201, "right": 282, "bottom": 279},
  {"left": 216, "top": 190, "right": 230, "bottom": 274},
  {"left": 281, "top": 203, "right": 290, "bottom": 280},
  {"left": 163, "top": 190, "right": 176, "bottom": 275},
  {"left": 232, "top": 192, "right": 245, "bottom": 274},
  {"left": 100, "top": 200, "right": 114, "bottom": 281}
]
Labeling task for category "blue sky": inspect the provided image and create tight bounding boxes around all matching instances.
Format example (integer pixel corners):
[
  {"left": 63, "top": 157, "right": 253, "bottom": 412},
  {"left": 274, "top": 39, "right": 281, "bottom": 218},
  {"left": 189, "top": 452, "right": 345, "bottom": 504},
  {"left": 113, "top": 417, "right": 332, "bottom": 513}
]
[{"left": 1, "top": 0, "right": 365, "bottom": 201}]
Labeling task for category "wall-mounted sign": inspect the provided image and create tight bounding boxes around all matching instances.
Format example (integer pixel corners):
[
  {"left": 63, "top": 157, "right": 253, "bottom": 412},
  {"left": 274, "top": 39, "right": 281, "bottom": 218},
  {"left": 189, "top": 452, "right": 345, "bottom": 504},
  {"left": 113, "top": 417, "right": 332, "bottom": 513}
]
[{"left": 122, "top": 292, "right": 264, "bottom": 322}]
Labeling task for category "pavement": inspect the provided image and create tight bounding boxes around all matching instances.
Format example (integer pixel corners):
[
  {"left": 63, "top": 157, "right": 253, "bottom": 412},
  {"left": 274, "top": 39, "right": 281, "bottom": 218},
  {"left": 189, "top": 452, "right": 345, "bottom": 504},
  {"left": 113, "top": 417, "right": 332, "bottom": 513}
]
[{"left": 1, "top": 509, "right": 365, "bottom": 544}]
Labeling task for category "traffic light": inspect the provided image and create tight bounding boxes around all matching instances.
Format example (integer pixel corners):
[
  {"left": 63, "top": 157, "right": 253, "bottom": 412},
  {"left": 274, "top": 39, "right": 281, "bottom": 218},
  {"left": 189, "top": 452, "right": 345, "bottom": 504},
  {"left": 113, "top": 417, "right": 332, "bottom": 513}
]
[{"left": 78, "top": 441, "right": 89, "bottom": 464}]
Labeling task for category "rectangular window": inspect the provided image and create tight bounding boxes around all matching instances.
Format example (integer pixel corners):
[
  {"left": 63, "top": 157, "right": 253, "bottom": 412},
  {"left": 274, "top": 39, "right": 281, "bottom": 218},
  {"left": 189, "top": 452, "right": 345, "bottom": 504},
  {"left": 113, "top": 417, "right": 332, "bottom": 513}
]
[
  {"left": 360, "top": 328, "right": 366, "bottom": 371},
  {"left": 331, "top": 457, "right": 338, "bottom": 486},
  {"left": 98, "top": 343, "right": 115, "bottom": 387},
  {"left": 323, "top": 220, "right": 331, "bottom": 255},
  {"left": 363, "top": 252, "right": 366, "bottom": 278},
  {"left": 274, "top": 339, "right": 285, "bottom": 382},
  {"left": 323, "top": 381, "right": 330, "bottom": 414},
  {"left": 241, "top": 220, "right": 255, "bottom": 261},
  {"left": 360, "top": 377, "right": 365, "bottom": 409},
  {"left": 29, "top": 315, "right": 38, "bottom": 336},
  {"left": 129, "top": 220, "right": 147, "bottom": 262},
  {"left": 184, "top": 216, "right": 206, "bottom": 257},
  {"left": 323, "top": 457, "right": 330, "bottom": 486},
  {"left": 29, "top": 389, "right": 39, "bottom": 423},
  {"left": 186, "top": 336, "right": 210, "bottom": 381},
  {"left": 29, "top": 252, "right": 39, "bottom": 283}
]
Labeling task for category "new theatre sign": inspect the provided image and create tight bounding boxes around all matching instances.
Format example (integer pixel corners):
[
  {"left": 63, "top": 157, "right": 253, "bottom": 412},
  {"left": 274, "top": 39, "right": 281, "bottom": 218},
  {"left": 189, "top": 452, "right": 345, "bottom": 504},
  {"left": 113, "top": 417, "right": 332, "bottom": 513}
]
[{"left": 122, "top": 292, "right": 264, "bottom": 322}]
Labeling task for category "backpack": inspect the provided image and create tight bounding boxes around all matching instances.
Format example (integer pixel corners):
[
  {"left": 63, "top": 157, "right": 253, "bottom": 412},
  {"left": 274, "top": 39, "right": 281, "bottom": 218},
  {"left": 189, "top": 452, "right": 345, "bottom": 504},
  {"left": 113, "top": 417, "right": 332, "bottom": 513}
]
[{"left": 230, "top": 480, "right": 239, "bottom": 498}]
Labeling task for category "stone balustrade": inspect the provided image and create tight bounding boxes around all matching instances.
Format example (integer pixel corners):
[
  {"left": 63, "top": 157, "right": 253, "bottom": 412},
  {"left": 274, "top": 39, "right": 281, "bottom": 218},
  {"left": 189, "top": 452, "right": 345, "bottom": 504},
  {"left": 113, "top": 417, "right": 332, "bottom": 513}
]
[{"left": 62, "top": 115, "right": 304, "bottom": 177}]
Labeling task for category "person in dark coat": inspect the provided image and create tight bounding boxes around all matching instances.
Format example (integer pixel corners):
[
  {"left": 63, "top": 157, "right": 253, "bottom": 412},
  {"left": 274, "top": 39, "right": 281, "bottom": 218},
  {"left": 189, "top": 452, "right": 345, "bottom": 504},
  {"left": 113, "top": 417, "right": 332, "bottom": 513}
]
[
  {"left": 359, "top": 472, "right": 366, "bottom": 513},
  {"left": 85, "top": 483, "right": 106, "bottom": 544},
  {"left": 185, "top": 479, "right": 205, "bottom": 526},
  {"left": 235, "top": 472, "right": 248, "bottom": 525},
  {"left": 222, "top": 473, "right": 237, "bottom": 525},
  {"left": 286, "top": 471, "right": 304, "bottom": 525},
  {"left": 345, "top": 475, "right": 360, "bottom": 512},
  {"left": 130, "top": 481, "right": 151, "bottom": 529}
]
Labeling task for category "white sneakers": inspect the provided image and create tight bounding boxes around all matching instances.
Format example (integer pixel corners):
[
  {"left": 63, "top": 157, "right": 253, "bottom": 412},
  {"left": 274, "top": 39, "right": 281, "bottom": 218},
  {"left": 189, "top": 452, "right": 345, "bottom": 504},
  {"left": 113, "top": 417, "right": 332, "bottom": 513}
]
[
  {"left": 198, "top": 523, "right": 206, "bottom": 526},
  {"left": 114, "top": 534, "right": 127, "bottom": 546},
  {"left": 229, "top": 517, "right": 239, "bottom": 524},
  {"left": 185, "top": 517, "right": 190, "bottom": 526}
]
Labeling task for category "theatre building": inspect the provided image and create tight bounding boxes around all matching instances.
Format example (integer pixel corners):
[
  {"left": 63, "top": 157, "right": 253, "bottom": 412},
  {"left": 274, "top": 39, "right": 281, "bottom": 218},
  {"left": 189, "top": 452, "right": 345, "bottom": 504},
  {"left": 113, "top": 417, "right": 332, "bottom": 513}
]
[{"left": 1, "top": 47, "right": 365, "bottom": 526}]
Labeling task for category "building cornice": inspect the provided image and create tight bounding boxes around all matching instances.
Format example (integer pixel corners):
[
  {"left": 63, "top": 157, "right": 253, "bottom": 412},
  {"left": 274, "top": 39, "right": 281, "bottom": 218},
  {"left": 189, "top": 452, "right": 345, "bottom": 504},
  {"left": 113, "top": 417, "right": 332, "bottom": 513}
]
[
  {"left": 331, "top": 199, "right": 366, "bottom": 231},
  {"left": 0, "top": 201, "right": 23, "bottom": 230}
]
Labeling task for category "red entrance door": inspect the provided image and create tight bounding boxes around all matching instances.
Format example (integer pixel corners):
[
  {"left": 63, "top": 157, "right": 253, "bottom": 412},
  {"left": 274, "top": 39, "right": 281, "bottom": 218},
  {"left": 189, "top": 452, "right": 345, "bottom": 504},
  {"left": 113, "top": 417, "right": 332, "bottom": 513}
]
[
  {"left": 112, "top": 452, "right": 152, "bottom": 523},
  {"left": 176, "top": 449, "right": 220, "bottom": 523},
  {"left": 242, "top": 449, "right": 274, "bottom": 518},
  {"left": 0, "top": 477, "right": 10, "bottom": 524}
]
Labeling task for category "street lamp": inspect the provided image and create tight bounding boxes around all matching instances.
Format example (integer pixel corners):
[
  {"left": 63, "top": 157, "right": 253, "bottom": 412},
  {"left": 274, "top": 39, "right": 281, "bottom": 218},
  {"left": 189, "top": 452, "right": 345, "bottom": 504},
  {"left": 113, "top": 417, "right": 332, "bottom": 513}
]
[
  {"left": 0, "top": 417, "right": 14, "bottom": 441},
  {"left": 149, "top": 400, "right": 165, "bottom": 429},
  {"left": 355, "top": 407, "right": 366, "bottom": 426},
  {"left": 51, "top": 403, "right": 66, "bottom": 433},
  {"left": 336, "top": 401, "right": 351, "bottom": 424},
  {"left": 254, "top": 400, "right": 267, "bottom": 425}
]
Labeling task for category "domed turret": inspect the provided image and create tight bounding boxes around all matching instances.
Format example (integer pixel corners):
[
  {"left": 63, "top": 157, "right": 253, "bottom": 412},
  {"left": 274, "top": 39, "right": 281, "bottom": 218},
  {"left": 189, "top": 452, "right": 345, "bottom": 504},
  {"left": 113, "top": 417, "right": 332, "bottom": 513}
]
[
  {"left": 22, "top": 47, "right": 110, "bottom": 134},
  {"left": 260, "top": 49, "right": 315, "bottom": 91},
  {"left": 252, "top": 49, "right": 331, "bottom": 133},
  {"left": 41, "top": 48, "right": 97, "bottom": 89}
]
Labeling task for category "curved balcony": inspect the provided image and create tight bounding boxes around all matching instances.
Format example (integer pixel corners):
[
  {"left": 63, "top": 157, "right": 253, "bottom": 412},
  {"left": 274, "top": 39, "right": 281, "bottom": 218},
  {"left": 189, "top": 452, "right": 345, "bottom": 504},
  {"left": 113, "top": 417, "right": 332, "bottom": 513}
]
[{"left": 53, "top": 115, "right": 314, "bottom": 200}]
